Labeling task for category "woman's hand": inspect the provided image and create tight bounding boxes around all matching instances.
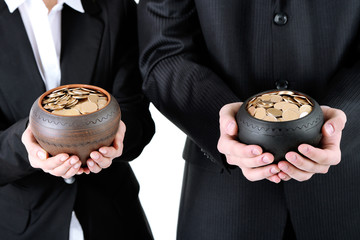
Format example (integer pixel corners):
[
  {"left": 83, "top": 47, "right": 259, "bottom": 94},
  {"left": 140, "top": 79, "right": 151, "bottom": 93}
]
[
  {"left": 22, "top": 125, "right": 83, "bottom": 179},
  {"left": 84, "top": 120, "right": 126, "bottom": 174}
]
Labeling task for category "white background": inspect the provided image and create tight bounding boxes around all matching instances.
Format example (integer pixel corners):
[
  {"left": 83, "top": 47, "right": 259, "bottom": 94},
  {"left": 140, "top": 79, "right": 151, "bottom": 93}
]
[{"left": 131, "top": 104, "right": 186, "bottom": 240}]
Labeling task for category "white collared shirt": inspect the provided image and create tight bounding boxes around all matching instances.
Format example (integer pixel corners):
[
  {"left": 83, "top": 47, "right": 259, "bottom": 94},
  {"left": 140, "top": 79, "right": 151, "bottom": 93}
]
[
  {"left": 4, "top": 0, "right": 84, "bottom": 90},
  {"left": 4, "top": 1, "right": 85, "bottom": 239}
]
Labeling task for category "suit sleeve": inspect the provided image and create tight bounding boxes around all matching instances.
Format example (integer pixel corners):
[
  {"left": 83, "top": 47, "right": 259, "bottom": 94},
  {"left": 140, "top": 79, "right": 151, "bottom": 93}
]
[
  {"left": 0, "top": 118, "right": 38, "bottom": 186},
  {"left": 109, "top": 0, "right": 155, "bottom": 162},
  {"left": 137, "top": 0, "right": 239, "bottom": 166}
]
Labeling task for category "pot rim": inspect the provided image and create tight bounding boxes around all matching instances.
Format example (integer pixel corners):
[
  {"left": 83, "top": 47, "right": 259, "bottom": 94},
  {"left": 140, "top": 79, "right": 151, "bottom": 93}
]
[
  {"left": 242, "top": 89, "right": 321, "bottom": 125},
  {"left": 38, "top": 84, "right": 111, "bottom": 117}
]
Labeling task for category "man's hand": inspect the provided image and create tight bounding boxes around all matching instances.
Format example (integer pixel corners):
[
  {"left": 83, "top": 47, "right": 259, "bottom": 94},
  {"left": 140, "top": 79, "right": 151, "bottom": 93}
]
[
  {"left": 217, "top": 102, "right": 281, "bottom": 183},
  {"left": 22, "top": 125, "right": 83, "bottom": 179},
  {"left": 277, "top": 106, "right": 347, "bottom": 181},
  {"left": 84, "top": 120, "right": 126, "bottom": 173}
]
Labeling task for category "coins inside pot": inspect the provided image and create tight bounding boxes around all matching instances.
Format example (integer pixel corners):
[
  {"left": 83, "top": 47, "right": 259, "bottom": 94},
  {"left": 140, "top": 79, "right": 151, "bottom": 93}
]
[
  {"left": 42, "top": 87, "right": 108, "bottom": 116},
  {"left": 246, "top": 91, "right": 313, "bottom": 122}
]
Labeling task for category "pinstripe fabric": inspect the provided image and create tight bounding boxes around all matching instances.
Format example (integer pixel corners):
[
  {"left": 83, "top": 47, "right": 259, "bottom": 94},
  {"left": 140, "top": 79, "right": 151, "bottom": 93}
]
[{"left": 138, "top": 0, "right": 360, "bottom": 239}]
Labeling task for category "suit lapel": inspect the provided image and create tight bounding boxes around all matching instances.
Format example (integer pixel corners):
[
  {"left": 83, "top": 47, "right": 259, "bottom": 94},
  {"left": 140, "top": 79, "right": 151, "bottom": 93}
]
[
  {"left": 0, "top": 1, "right": 45, "bottom": 118},
  {"left": 60, "top": 1, "right": 104, "bottom": 86}
]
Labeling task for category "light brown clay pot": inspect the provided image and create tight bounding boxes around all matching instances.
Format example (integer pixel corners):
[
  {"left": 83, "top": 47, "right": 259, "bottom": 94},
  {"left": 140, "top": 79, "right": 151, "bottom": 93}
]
[{"left": 29, "top": 84, "right": 121, "bottom": 165}]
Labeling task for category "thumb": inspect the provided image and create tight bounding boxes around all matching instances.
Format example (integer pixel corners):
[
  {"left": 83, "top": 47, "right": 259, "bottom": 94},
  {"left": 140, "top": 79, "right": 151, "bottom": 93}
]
[{"left": 22, "top": 127, "right": 48, "bottom": 160}]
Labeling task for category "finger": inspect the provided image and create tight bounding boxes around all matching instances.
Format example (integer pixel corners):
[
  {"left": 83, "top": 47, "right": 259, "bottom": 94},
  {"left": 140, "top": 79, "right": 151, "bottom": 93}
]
[
  {"left": 219, "top": 102, "right": 242, "bottom": 136},
  {"left": 298, "top": 144, "right": 340, "bottom": 166},
  {"left": 285, "top": 151, "right": 330, "bottom": 174},
  {"left": 61, "top": 161, "right": 82, "bottom": 179},
  {"left": 86, "top": 159, "right": 102, "bottom": 174},
  {"left": 49, "top": 156, "right": 81, "bottom": 177},
  {"left": 321, "top": 106, "right": 347, "bottom": 137},
  {"left": 98, "top": 145, "right": 122, "bottom": 159},
  {"left": 267, "top": 175, "right": 281, "bottom": 184},
  {"left": 241, "top": 164, "right": 280, "bottom": 182},
  {"left": 226, "top": 152, "right": 274, "bottom": 168},
  {"left": 41, "top": 153, "right": 70, "bottom": 171},
  {"left": 277, "top": 172, "right": 291, "bottom": 181},
  {"left": 90, "top": 151, "right": 112, "bottom": 169},
  {"left": 278, "top": 161, "right": 314, "bottom": 182},
  {"left": 22, "top": 127, "right": 49, "bottom": 163},
  {"left": 218, "top": 135, "right": 264, "bottom": 158},
  {"left": 119, "top": 120, "right": 126, "bottom": 137}
]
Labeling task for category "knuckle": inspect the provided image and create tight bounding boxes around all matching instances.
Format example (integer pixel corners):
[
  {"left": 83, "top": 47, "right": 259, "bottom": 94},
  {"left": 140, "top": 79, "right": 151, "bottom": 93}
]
[
  {"left": 51, "top": 171, "right": 62, "bottom": 177},
  {"left": 226, "top": 156, "right": 235, "bottom": 165},
  {"left": 244, "top": 173, "right": 256, "bottom": 182},
  {"left": 298, "top": 174, "right": 312, "bottom": 182},
  {"left": 320, "top": 167, "right": 329, "bottom": 174}
]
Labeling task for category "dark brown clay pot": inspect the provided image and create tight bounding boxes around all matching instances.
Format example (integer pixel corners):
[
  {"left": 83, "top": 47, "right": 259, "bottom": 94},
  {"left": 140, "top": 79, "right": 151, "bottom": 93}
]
[
  {"left": 29, "top": 84, "right": 121, "bottom": 165},
  {"left": 236, "top": 90, "right": 324, "bottom": 162}
]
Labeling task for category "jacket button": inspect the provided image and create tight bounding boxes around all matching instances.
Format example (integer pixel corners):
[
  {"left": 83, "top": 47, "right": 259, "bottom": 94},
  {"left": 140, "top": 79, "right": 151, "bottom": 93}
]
[
  {"left": 64, "top": 177, "right": 76, "bottom": 184},
  {"left": 275, "top": 80, "right": 289, "bottom": 89},
  {"left": 274, "top": 12, "right": 288, "bottom": 25}
]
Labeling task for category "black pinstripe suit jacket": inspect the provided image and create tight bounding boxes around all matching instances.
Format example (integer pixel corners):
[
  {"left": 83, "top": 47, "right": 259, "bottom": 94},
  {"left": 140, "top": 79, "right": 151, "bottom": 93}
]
[{"left": 138, "top": 0, "right": 360, "bottom": 239}]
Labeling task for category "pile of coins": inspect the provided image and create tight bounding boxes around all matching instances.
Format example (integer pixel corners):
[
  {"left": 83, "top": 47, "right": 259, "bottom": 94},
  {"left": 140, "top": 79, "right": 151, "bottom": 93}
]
[
  {"left": 42, "top": 87, "right": 108, "bottom": 116},
  {"left": 246, "top": 91, "right": 313, "bottom": 122}
]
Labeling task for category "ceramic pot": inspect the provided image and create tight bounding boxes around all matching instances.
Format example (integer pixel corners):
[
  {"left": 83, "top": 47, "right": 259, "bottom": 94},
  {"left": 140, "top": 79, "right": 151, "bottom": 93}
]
[
  {"left": 29, "top": 84, "right": 121, "bottom": 165},
  {"left": 236, "top": 90, "right": 324, "bottom": 162}
]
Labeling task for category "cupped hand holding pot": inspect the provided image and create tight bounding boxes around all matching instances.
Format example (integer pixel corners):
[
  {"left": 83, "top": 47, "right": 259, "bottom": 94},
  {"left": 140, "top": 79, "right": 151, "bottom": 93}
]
[
  {"left": 21, "top": 120, "right": 126, "bottom": 178},
  {"left": 218, "top": 102, "right": 347, "bottom": 183}
]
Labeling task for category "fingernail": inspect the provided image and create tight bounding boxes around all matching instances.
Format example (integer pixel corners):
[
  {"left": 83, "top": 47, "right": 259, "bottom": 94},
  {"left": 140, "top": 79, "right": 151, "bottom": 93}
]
[
  {"left": 252, "top": 149, "right": 261, "bottom": 156},
  {"left": 37, "top": 150, "right": 46, "bottom": 160},
  {"left": 91, "top": 152, "right": 99, "bottom": 160},
  {"left": 271, "top": 167, "right": 279, "bottom": 174},
  {"left": 280, "top": 164, "right": 289, "bottom": 171},
  {"left": 70, "top": 158, "right": 78, "bottom": 165},
  {"left": 88, "top": 161, "right": 94, "bottom": 167},
  {"left": 287, "top": 154, "right": 296, "bottom": 162},
  {"left": 299, "top": 145, "right": 309, "bottom": 154},
  {"left": 325, "top": 123, "right": 335, "bottom": 135},
  {"left": 99, "top": 148, "right": 107, "bottom": 155},
  {"left": 262, "top": 155, "right": 271, "bottom": 164},
  {"left": 74, "top": 163, "right": 81, "bottom": 169},
  {"left": 60, "top": 155, "right": 68, "bottom": 161},
  {"left": 226, "top": 121, "right": 236, "bottom": 133}
]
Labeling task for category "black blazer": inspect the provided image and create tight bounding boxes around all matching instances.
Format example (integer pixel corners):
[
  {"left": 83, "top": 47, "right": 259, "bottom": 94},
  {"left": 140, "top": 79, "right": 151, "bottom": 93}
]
[
  {"left": 138, "top": 0, "right": 360, "bottom": 239},
  {"left": 0, "top": 0, "right": 154, "bottom": 239}
]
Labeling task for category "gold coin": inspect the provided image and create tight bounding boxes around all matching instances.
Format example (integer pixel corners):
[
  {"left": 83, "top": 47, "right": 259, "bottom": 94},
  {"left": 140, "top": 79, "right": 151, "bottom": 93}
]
[
  {"left": 267, "top": 108, "right": 282, "bottom": 118},
  {"left": 270, "top": 95, "right": 282, "bottom": 103},
  {"left": 72, "top": 95, "right": 89, "bottom": 99},
  {"left": 299, "top": 105, "right": 312, "bottom": 114},
  {"left": 42, "top": 97, "right": 58, "bottom": 104},
  {"left": 300, "top": 112, "right": 309, "bottom": 118},
  {"left": 278, "top": 91, "right": 294, "bottom": 96},
  {"left": 263, "top": 115, "right": 278, "bottom": 122},
  {"left": 80, "top": 102, "right": 98, "bottom": 114},
  {"left": 47, "top": 91, "right": 65, "bottom": 98},
  {"left": 88, "top": 94, "right": 99, "bottom": 103},
  {"left": 257, "top": 101, "right": 274, "bottom": 109},
  {"left": 282, "top": 102, "right": 298, "bottom": 111},
  {"left": 254, "top": 107, "right": 266, "bottom": 120},
  {"left": 282, "top": 109, "right": 300, "bottom": 121},
  {"left": 43, "top": 87, "right": 109, "bottom": 115},
  {"left": 282, "top": 96, "right": 298, "bottom": 104},
  {"left": 70, "top": 89, "right": 90, "bottom": 95},
  {"left": 62, "top": 109, "right": 81, "bottom": 116},
  {"left": 274, "top": 101, "right": 287, "bottom": 110},
  {"left": 248, "top": 106, "right": 256, "bottom": 116},
  {"left": 260, "top": 94, "right": 272, "bottom": 101},
  {"left": 97, "top": 99, "right": 108, "bottom": 109}
]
